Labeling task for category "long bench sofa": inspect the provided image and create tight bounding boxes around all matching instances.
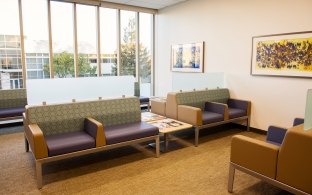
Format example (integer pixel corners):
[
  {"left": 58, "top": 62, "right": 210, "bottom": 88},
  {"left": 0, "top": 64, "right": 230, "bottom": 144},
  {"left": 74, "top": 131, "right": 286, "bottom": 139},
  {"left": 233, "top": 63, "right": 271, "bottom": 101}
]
[
  {"left": 23, "top": 97, "right": 160, "bottom": 188},
  {"left": 0, "top": 89, "right": 27, "bottom": 121},
  {"left": 151, "top": 88, "right": 251, "bottom": 146}
]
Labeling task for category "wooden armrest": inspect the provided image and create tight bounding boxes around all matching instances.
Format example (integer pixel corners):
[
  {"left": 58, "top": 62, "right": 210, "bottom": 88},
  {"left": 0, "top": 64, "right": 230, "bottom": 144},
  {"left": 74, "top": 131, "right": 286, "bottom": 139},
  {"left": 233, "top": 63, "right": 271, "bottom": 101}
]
[
  {"left": 151, "top": 100, "right": 166, "bottom": 116},
  {"left": 84, "top": 117, "right": 106, "bottom": 147},
  {"left": 231, "top": 135, "right": 279, "bottom": 179},
  {"left": 27, "top": 124, "right": 48, "bottom": 159},
  {"left": 177, "top": 105, "right": 202, "bottom": 126}
]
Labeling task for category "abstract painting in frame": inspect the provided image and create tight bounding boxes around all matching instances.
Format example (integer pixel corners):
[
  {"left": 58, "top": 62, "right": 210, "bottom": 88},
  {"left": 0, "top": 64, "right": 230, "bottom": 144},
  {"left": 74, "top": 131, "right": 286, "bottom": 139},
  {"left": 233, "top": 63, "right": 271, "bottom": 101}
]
[
  {"left": 171, "top": 42, "right": 204, "bottom": 73},
  {"left": 251, "top": 31, "right": 312, "bottom": 78}
]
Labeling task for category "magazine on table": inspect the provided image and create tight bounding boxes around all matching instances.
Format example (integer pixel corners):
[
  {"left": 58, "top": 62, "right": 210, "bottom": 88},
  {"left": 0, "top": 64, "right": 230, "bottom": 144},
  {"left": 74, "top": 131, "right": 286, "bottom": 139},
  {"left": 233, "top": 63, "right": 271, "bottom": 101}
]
[
  {"left": 150, "top": 119, "right": 183, "bottom": 130},
  {"left": 141, "top": 112, "right": 166, "bottom": 122}
]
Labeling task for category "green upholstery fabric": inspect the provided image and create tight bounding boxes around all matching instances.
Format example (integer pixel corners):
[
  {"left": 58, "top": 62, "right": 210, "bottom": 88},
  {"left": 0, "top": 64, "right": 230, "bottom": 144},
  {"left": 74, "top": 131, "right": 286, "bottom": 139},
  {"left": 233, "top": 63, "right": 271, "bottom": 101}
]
[
  {"left": 26, "top": 97, "right": 141, "bottom": 136},
  {"left": 176, "top": 88, "right": 230, "bottom": 110},
  {"left": 0, "top": 89, "right": 27, "bottom": 109}
]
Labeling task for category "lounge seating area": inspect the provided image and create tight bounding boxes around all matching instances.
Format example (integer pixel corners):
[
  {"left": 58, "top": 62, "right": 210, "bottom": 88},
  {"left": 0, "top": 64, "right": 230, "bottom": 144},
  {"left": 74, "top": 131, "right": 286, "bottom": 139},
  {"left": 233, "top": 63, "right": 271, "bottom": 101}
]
[
  {"left": 151, "top": 88, "right": 251, "bottom": 146},
  {"left": 1, "top": 0, "right": 312, "bottom": 194},
  {"left": 24, "top": 97, "right": 160, "bottom": 188},
  {"left": 229, "top": 118, "right": 311, "bottom": 195}
]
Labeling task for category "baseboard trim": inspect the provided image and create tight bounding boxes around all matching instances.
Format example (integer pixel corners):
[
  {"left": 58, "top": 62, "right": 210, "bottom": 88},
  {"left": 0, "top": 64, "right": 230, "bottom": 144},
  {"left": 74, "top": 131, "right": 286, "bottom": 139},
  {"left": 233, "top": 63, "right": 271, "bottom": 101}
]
[{"left": 230, "top": 123, "right": 266, "bottom": 135}]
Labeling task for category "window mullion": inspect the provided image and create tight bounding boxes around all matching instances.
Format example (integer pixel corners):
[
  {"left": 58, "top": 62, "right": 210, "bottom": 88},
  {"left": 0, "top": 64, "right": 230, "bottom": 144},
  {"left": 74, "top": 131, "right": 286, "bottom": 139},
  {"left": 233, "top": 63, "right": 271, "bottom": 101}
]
[
  {"left": 96, "top": 6, "right": 101, "bottom": 76},
  {"left": 47, "top": 0, "right": 54, "bottom": 78},
  {"left": 117, "top": 9, "right": 120, "bottom": 76},
  {"left": 136, "top": 12, "right": 139, "bottom": 83},
  {"left": 18, "top": 0, "right": 26, "bottom": 88},
  {"left": 73, "top": 3, "right": 78, "bottom": 77}
]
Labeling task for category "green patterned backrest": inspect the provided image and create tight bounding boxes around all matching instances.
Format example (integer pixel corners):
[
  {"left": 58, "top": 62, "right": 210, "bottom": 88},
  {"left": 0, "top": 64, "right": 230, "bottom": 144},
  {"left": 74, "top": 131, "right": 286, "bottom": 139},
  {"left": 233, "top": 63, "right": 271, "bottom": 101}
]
[
  {"left": 26, "top": 97, "right": 141, "bottom": 136},
  {"left": 0, "top": 89, "right": 27, "bottom": 109},
  {"left": 176, "top": 88, "right": 230, "bottom": 110}
]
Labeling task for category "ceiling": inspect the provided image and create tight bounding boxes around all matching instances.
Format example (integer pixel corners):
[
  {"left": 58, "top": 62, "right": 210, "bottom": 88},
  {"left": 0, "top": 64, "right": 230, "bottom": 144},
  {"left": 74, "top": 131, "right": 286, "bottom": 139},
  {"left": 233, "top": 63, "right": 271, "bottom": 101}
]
[{"left": 101, "top": 0, "right": 188, "bottom": 9}]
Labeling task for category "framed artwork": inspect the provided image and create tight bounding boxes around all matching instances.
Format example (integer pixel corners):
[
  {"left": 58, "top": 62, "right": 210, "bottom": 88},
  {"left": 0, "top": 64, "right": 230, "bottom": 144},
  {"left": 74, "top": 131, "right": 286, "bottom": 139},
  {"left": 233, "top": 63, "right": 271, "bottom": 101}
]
[
  {"left": 251, "top": 31, "right": 312, "bottom": 78},
  {"left": 171, "top": 42, "right": 204, "bottom": 73}
]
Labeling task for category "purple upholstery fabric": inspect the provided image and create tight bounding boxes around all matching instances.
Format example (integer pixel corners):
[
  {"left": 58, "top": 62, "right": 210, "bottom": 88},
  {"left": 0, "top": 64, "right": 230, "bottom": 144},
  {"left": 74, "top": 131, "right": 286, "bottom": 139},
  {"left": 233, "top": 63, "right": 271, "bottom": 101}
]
[
  {"left": 139, "top": 96, "right": 150, "bottom": 104},
  {"left": 204, "top": 102, "right": 226, "bottom": 115},
  {"left": 105, "top": 121, "right": 159, "bottom": 145},
  {"left": 0, "top": 107, "right": 25, "bottom": 118},
  {"left": 227, "top": 99, "right": 248, "bottom": 110},
  {"left": 45, "top": 131, "right": 95, "bottom": 157},
  {"left": 228, "top": 108, "right": 246, "bottom": 119},
  {"left": 202, "top": 111, "right": 224, "bottom": 125},
  {"left": 84, "top": 119, "right": 98, "bottom": 140},
  {"left": 293, "top": 118, "right": 304, "bottom": 126},
  {"left": 266, "top": 126, "right": 287, "bottom": 146}
]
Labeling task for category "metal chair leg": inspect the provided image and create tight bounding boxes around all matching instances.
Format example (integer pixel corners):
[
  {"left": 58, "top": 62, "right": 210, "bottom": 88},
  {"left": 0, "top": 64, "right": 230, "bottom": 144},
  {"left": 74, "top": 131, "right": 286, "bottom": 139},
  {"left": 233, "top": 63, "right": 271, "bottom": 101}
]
[
  {"left": 36, "top": 161, "right": 43, "bottom": 189},
  {"left": 25, "top": 136, "right": 29, "bottom": 152},
  {"left": 195, "top": 127, "right": 199, "bottom": 147},
  {"left": 228, "top": 163, "right": 235, "bottom": 193},
  {"left": 155, "top": 136, "right": 160, "bottom": 158}
]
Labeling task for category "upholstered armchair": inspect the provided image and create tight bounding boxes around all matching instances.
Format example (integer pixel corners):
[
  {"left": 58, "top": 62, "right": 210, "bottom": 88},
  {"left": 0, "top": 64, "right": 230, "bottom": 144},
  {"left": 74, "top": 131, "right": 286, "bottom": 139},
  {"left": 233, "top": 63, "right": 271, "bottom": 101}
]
[
  {"left": 228, "top": 122, "right": 312, "bottom": 195},
  {"left": 266, "top": 118, "right": 304, "bottom": 146}
]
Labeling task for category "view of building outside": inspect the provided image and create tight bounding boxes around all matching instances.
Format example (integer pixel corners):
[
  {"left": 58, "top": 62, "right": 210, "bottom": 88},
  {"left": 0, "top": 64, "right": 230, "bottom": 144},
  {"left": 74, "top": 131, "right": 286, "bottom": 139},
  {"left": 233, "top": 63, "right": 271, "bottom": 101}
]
[
  {"left": 0, "top": 0, "right": 153, "bottom": 96},
  {"left": 0, "top": 0, "right": 23, "bottom": 89},
  {"left": 22, "top": 0, "right": 50, "bottom": 79}
]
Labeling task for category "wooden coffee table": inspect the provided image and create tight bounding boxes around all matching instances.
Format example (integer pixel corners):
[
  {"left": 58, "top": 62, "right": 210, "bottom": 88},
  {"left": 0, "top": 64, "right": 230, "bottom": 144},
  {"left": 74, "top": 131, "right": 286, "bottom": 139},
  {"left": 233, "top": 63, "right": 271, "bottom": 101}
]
[{"left": 142, "top": 112, "right": 192, "bottom": 151}]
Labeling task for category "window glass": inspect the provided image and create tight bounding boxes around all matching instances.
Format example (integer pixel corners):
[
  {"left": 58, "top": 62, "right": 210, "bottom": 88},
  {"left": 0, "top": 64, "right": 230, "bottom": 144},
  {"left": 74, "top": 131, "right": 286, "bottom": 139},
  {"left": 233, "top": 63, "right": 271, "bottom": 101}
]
[
  {"left": 100, "top": 8, "right": 117, "bottom": 76},
  {"left": 120, "top": 10, "right": 136, "bottom": 77},
  {"left": 139, "top": 13, "right": 152, "bottom": 96},
  {"left": 51, "top": 1, "right": 75, "bottom": 78},
  {"left": 0, "top": 0, "right": 23, "bottom": 89},
  {"left": 76, "top": 4, "right": 97, "bottom": 77}
]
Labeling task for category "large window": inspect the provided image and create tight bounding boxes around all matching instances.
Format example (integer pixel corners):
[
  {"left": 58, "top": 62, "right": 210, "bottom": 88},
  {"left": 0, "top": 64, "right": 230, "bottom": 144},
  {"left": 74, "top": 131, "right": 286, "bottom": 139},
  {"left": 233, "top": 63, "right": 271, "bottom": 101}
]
[
  {"left": 23, "top": 0, "right": 50, "bottom": 79},
  {"left": 100, "top": 8, "right": 117, "bottom": 76},
  {"left": 0, "top": 1, "right": 154, "bottom": 95},
  {"left": 51, "top": 1, "right": 75, "bottom": 78},
  {"left": 77, "top": 4, "right": 97, "bottom": 77},
  {"left": 139, "top": 13, "right": 152, "bottom": 96},
  {"left": 0, "top": 0, "right": 23, "bottom": 89},
  {"left": 120, "top": 10, "right": 136, "bottom": 77}
]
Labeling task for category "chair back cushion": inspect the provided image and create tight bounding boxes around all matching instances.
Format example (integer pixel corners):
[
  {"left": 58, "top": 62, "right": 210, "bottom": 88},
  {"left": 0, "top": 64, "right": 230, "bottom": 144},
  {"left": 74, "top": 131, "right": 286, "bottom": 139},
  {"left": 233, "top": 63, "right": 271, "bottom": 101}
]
[
  {"left": 0, "top": 89, "right": 27, "bottom": 109},
  {"left": 166, "top": 88, "right": 230, "bottom": 119},
  {"left": 26, "top": 97, "right": 141, "bottom": 136}
]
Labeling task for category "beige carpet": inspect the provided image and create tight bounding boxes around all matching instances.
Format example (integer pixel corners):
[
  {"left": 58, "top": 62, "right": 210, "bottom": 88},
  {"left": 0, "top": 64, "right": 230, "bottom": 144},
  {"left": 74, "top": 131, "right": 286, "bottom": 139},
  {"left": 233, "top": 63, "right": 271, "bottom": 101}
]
[{"left": 0, "top": 125, "right": 292, "bottom": 195}]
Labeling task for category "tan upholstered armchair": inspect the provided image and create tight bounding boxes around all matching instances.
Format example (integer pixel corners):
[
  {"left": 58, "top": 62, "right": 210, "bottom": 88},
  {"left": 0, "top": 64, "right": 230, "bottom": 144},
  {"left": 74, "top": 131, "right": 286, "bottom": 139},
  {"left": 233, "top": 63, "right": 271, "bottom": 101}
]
[{"left": 228, "top": 124, "right": 312, "bottom": 195}]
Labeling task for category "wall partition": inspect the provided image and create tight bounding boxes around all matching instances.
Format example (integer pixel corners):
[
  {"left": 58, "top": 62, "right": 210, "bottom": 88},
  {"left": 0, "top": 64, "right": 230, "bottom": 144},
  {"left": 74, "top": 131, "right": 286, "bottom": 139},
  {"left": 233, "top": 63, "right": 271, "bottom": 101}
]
[{"left": 0, "top": 0, "right": 155, "bottom": 97}]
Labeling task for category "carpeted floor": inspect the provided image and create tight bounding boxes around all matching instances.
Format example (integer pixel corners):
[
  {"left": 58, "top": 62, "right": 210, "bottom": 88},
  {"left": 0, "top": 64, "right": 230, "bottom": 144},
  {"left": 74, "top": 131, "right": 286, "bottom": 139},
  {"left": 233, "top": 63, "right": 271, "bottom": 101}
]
[{"left": 0, "top": 124, "right": 292, "bottom": 195}]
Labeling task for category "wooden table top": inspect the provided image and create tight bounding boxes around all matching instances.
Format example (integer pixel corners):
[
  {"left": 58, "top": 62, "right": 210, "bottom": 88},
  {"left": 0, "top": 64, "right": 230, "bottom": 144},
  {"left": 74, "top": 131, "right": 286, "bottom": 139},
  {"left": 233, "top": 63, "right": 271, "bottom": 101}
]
[{"left": 142, "top": 112, "right": 192, "bottom": 134}]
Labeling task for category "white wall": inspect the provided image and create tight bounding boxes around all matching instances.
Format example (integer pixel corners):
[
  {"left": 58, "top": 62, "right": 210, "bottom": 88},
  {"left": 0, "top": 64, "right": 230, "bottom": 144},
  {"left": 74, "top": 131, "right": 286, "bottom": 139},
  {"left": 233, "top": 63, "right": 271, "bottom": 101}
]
[{"left": 155, "top": 0, "right": 312, "bottom": 130}]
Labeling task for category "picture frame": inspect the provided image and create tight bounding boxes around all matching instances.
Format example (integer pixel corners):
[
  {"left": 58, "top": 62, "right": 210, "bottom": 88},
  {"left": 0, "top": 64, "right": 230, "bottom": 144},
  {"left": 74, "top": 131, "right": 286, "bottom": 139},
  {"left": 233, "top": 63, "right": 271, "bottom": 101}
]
[
  {"left": 171, "top": 42, "right": 204, "bottom": 73},
  {"left": 251, "top": 31, "right": 312, "bottom": 78}
]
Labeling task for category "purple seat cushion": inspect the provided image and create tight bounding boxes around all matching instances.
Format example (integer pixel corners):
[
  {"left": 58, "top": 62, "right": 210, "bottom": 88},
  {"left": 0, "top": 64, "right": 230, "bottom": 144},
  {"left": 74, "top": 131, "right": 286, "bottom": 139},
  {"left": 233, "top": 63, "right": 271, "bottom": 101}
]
[
  {"left": 105, "top": 121, "right": 159, "bottom": 145},
  {"left": 202, "top": 111, "right": 224, "bottom": 125},
  {"left": 0, "top": 107, "right": 25, "bottom": 118},
  {"left": 293, "top": 118, "right": 304, "bottom": 126},
  {"left": 228, "top": 108, "right": 246, "bottom": 119},
  {"left": 45, "top": 131, "right": 95, "bottom": 157},
  {"left": 139, "top": 96, "right": 150, "bottom": 103},
  {"left": 266, "top": 126, "right": 287, "bottom": 146}
]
